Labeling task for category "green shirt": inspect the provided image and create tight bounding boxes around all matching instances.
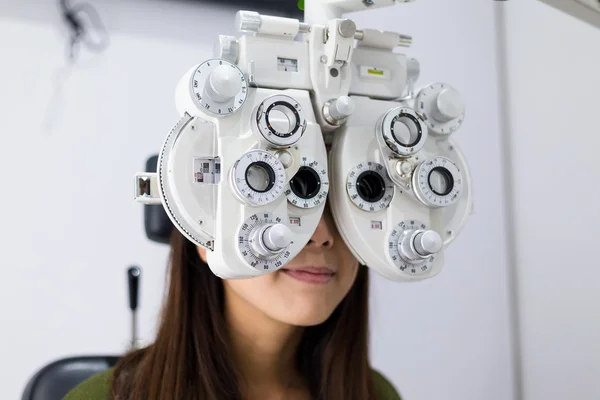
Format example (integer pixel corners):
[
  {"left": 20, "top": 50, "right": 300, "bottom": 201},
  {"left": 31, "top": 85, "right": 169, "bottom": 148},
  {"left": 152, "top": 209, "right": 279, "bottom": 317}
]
[{"left": 63, "top": 368, "right": 401, "bottom": 400}]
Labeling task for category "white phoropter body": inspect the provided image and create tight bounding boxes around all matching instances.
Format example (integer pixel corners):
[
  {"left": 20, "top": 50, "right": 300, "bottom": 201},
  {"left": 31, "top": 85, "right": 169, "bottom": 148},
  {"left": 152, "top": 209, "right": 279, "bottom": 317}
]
[
  {"left": 150, "top": 59, "right": 328, "bottom": 279},
  {"left": 134, "top": 1, "right": 474, "bottom": 282},
  {"left": 329, "top": 89, "right": 472, "bottom": 281}
]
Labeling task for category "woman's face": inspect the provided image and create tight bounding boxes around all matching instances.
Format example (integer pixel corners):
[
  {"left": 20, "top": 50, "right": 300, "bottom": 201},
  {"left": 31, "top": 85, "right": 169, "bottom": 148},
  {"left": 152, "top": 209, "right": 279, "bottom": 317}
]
[{"left": 197, "top": 205, "right": 360, "bottom": 326}]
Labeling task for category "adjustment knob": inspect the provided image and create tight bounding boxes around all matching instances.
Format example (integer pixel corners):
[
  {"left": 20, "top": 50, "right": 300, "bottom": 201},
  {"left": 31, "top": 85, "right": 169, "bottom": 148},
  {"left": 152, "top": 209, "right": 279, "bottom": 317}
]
[
  {"left": 414, "top": 230, "right": 442, "bottom": 256},
  {"left": 399, "top": 229, "right": 442, "bottom": 262},
  {"left": 250, "top": 223, "right": 293, "bottom": 257},
  {"left": 263, "top": 224, "right": 293, "bottom": 251},
  {"left": 323, "top": 96, "right": 355, "bottom": 125},
  {"left": 432, "top": 87, "right": 464, "bottom": 122},
  {"left": 205, "top": 65, "right": 243, "bottom": 103}
]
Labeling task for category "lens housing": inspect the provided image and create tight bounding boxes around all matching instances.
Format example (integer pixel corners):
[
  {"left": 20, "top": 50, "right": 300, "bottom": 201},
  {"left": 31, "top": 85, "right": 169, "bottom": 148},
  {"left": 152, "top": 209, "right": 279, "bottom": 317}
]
[
  {"left": 284, "top": 157, "right": 329, "bottom": 209},
  {"left": 377, "top": 107, "right": 428, "bottom": 157}
]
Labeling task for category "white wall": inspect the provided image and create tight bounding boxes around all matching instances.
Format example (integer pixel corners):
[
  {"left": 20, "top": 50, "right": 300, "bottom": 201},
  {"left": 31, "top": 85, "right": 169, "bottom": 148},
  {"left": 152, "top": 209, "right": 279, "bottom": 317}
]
[
  {"left": 499, "top": 1, "right": 600, "bottom": 399},
  {"left": 0, "top": 1, "right": 514, "bottom": 400}
]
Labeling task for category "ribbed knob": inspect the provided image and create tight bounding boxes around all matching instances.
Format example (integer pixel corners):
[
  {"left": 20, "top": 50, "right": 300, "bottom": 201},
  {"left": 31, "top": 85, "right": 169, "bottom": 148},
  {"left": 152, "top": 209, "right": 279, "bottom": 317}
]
[{"left": 235, "top": 10, "right": 261, "bottom": 32}]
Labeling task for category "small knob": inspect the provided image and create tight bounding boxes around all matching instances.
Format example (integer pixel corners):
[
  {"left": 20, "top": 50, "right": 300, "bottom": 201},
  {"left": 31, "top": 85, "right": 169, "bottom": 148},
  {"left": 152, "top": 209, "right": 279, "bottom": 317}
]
[
  {"left": 263, "top": 224, "right": 293, "bottom": 251},
  {"left": 432, "top": 87, "right": 464, "bottom": 122},
  {"left": 338, "top": 19, "right": 356, "bottom": 38},
  {"left": 127, "top": 266, "right": 140, "bottom": 311},
  {"left": 214, "top": 35, "right": 239, "bottom": 63},
  {"left": 204, "top": 64, "right": 242, "bottom": 103},
  {"left": 414, "top": 230, "right": 442, "bottom": 256},
  {"left": 324, "top": 96, "right": 355, "bottom": 125},
  {"left": 236, "top": 10, "right": 261, "bottom": 32}
]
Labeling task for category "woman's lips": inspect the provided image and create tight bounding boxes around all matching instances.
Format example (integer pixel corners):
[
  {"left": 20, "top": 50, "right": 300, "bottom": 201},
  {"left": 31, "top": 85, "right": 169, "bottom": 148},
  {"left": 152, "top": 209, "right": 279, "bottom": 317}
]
[{"left": 281, "top": 267, "right": 335, "bottom": 284}]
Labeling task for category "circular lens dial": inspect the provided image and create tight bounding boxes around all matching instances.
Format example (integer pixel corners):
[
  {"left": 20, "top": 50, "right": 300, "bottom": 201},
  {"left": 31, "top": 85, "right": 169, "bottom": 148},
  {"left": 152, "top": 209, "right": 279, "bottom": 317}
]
[
  {"left": 255, "top": 95, "right": 307, "bottom": 148},
  {"left": 346, "top": 162, "right": 394, "bottom": 212},
  {"left": 230, "top": 150, "right": 286, "bottom": 206},
  {"left": 285, "top": 156, "right": 329, "bottom": 209},
  {"left": 237, "top": 212, "right": 294, "bottom": 271},
  {"left": 413, "top": 156, "right": 463, "bottom": 208},
  {"left": 378, "top": 107, "right": 428, "bottom": 157}
]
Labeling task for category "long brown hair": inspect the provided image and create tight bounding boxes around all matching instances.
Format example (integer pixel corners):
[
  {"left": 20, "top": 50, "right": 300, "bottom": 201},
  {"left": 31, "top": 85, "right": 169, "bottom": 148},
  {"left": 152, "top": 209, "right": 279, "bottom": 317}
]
[{"left": 111, "top": 229, "right": 376, "bottom": 399}]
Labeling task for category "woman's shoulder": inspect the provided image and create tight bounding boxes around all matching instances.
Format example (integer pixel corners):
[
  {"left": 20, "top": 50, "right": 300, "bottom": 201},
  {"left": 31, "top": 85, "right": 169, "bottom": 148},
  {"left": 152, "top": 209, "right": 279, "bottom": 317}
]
[
  {"left": 62, "top": 366, "right": 399, "bottom": 399},
  {"left": 62, "top": 368, "right": 113, "bottom": 400},
  {"left": 371, "top": 368, "right": 402, "bottom": 400}
]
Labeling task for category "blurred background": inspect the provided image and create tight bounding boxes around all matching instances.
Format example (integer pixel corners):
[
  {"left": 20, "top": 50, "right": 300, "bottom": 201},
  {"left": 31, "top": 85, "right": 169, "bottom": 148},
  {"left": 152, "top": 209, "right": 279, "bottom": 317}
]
[{"left": 0, "top": 0, "right": 598, "bottom": 399}]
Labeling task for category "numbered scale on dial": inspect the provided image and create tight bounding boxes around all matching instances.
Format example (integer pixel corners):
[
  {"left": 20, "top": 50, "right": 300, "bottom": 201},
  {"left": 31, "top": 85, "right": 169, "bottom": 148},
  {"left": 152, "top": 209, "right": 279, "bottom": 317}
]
[
  {"left": 285, "top": 156, "right": 329, "bottom": 209},
  {"left": 377, "top": 107, "right": 428, "bottom": 157},
  {"left": 416, "top": 82, "right": 465, "bottom": 135},
  {"left": 413, "top": 156, "right": 463, "bottom": 208},
  {"left": 388, "top": 220, "right": 441, "bottom": 276},
  {"left": 190, "top": 59, "right": 248, "bottom": 116},
  {"left": 237, "top": 212, "right": 294, "bottom": 271},
  {"left": 255, "top": 94, "right": 307, "bottom": 148},
  {"left": 346, "top": 162, "right": 394, "bottom": 212},
  {"left": 230, "top": 150, "right": 286, "bottom": 206}
]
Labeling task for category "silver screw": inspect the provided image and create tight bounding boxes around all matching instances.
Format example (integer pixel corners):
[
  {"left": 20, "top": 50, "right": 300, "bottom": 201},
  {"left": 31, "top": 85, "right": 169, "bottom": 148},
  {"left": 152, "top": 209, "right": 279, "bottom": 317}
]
[
  {"left": 338, "top": 19, "right": 356, "bottom": 38},
  {"left": 447, "top": 230, "right": 453, "bottom": 236},
  {"left": 320, "top": 55, "right": 328, "bottom": 64}
]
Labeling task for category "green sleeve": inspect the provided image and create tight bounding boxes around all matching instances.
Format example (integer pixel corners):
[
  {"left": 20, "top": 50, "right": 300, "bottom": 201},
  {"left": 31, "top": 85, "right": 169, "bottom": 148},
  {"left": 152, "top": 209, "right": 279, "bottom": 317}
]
[
  {"left": 62, "top": 368, "right": 113, "bottom": 400},
  {"left": 62, "top": 367, "right": 399, "bottom": 399},
  {"left": 372, "top": 369, "right": 402, "bottom": 400}
]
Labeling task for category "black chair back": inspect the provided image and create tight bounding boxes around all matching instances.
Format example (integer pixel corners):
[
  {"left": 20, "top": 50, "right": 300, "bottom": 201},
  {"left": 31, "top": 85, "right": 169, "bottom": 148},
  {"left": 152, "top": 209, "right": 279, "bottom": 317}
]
[{"left": 21, "top": 355, "right": 119, "bottom": 400}]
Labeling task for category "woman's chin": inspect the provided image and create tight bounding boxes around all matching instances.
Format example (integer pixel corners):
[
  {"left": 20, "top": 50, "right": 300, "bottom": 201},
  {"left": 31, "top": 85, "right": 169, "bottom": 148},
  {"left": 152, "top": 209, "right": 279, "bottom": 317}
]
[{"left": 271, "top": 297, "right": 336, "bottom": 326}]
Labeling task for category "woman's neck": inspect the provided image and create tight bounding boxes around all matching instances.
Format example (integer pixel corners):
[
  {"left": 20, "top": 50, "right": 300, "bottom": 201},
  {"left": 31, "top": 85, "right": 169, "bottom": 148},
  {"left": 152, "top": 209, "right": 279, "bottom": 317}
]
[{"left": 223, "top": 285, "right": 306, "bottom": 397}]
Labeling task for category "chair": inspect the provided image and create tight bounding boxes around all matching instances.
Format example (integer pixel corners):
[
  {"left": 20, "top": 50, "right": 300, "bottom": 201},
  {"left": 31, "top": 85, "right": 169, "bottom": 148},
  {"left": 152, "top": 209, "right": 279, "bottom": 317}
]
[
  {"left": 21, "top": 356, "right": 119, "bottom": 400},
  {"left": 21, "top": 155, "right": 166, "bottom": 400}
]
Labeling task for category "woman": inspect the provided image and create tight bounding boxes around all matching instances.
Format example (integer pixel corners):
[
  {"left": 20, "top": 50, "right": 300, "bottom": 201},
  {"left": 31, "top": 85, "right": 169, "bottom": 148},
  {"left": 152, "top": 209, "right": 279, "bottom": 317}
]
[{"left": 64, "top": 205, "right": 402, "bottom": 399}]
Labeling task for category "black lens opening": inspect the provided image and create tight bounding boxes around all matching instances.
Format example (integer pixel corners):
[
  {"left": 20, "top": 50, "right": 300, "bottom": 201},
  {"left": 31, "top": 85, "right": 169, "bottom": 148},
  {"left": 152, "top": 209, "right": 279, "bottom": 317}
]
[
  {"left": 245, "top": 161, "right": 276, "bottom": 193},
  {"left": 290, "top": 166, "right": 321, "bottom": 199},
  {"left": 356, "top": 171, "right": 386, "bottom": 203},
  {"left": 428, "top": 167, "right": 454, "bottom": 196}
]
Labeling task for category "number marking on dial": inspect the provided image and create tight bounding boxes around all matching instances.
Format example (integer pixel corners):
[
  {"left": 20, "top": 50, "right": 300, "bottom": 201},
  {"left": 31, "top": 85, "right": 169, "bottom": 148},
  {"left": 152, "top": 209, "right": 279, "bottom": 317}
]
[
  {"left": 388, "top": 220, "right": 435, "bottom": 276},
  {"left": 237, "top": 212, "right": 293, "bottom": 271},
  {"left": 346, "top": 162, "right": 394, "bottom": 212},
  {"left": 190, "top": 59, "right": 248, "bottom": 116},
  {"left": 284, "top": 156, "right": 329, "bottom": 209}
]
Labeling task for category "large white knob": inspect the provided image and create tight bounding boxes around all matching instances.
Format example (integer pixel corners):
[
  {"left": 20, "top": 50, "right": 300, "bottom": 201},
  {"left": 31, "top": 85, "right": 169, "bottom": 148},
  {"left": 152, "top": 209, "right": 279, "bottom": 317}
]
[
  {"left": 400, "top": 229, "right": 442, "bottom": 262},
  {"left": 324, "top": 96, "right": 355, "bottom": 125},
  {"left": 414, "top": 230, "right": 443, "bottom": 256},
  {"left": 263, "top": 224, "right": 293, "bottom": 252},
  {"left": 250, "top": 223, "right": 293, "bottom": 257},
  {"left": 432, "top": 87, "right": 465, "bottom": 122},
  {"left": 204, "top": 65, "right": 242, "bottom": 103}
]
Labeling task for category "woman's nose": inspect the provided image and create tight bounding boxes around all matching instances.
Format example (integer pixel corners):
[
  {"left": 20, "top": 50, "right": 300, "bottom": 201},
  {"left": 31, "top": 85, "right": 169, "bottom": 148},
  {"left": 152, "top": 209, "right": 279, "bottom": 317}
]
[{"left": 306, "top": 216, "right": 335, "bottom": 249}]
